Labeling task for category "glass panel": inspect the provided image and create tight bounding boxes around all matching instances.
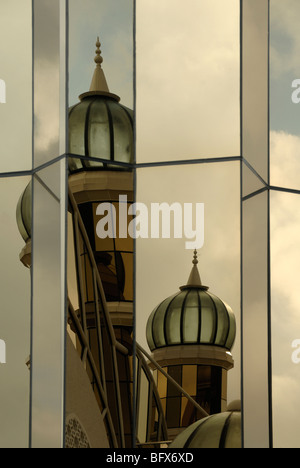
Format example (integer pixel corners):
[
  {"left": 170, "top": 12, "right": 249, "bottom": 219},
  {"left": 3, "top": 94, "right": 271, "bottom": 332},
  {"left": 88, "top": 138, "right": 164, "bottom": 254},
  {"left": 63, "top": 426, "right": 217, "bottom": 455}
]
[
  {"left": 0, "top": 176, "right": 31, "bottom": 448},
  {"left": 68, "top": 0, "right": 134, "bottom": 173},
  {"left": 136, "top": 0, "right": 240, "bottom": 163},
  {"left": 33, "top": 0, "right": 65, "bottom": 167},
  {"left": 152, "top": 297, "right": 176, "bottom": 349},
  {"left": 31, "top": 160, "right": 67, "bottom": 448},
  {"left": 182, "top": 366, "right": 197, "bottom": 397},
  {"left": 157, "top": 371, "right": 168, "bottom": 400},
  {"left": 69, "top": 99, "right": 94, "bottom": 157},
  {"left": 165, "top": 291, "right": 188, "bottom": 345},
  {"left": 208, "top": 292, "right": 230, "bottom": 347},
  {"left": 136, "top": 162, "right": 241, "bottom": 408},
  {"left": 182, "top": 291, "right": 199, "bottom": 343},
  {"left": 69, "top": 0, "right": 133, "bottom": 109},
  {"left": 270, "top": 0, "right": 300, "bottom": 190},
  {"left": 166, "top": 397, "right": 181, "bottom": 429},
  {"left": 271, "top": 191, "right": 300, "bottom": 448},
  {"left": 0, "top": 0, "right": 32, "bottom": 172},
  {"left": 200, "top": 293, "right": 217, "bottom": 344},
  {"left": 167, "top": 366, "right": 182, "bottom": 398},
  {"left": 242, "top": 0, "right": 269, "bottom": 181},
  {"left": 242, "top": 191, "right": 270, "bottom": 448}
]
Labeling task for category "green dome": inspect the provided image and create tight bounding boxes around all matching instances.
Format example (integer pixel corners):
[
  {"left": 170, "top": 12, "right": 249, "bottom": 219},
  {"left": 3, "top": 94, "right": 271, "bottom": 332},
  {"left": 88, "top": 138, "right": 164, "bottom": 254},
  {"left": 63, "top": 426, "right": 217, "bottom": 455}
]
[
  {"left": 16, "top": 40, "right": 134, "bottom": 242},
  {"left": 68, "top": 37, "right": 133, "bottom": 172},
  {"left": 170, "top": 401, "right": 241, "bottom": 449},
  {"left": 16, "top": 182, "right": 31, "bottom": 243},
  {"left": 68, "top": 95, "right": 133, "bottom": 172},
  {"left": 146, "top": 253, "right": 236, "bottom": 352}
]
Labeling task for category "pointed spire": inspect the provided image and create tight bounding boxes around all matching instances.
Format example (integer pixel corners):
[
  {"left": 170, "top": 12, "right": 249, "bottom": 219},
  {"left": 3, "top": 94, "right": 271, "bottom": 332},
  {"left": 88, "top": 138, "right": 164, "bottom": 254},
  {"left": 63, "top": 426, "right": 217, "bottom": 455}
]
[
  {"left": 79, "top": 37, "right": 120, "bottom": 102},
  {"left": 180, "top": 250, "right": 209, "bottom": 291},
  {"left": 94, "top": 36, "right": 103, "bottom": 66},
  {"left": 89, "top": 37, "right": 109, "bottom": 93}
]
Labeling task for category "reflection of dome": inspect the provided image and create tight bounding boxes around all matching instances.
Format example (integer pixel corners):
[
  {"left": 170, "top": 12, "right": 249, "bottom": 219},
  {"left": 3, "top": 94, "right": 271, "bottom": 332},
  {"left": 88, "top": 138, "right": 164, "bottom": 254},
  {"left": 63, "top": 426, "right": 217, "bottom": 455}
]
[
  {"left": 170, "top": 401, "right": 241, "bottom": 449},
  {"left": 16, "top": 182, "right": 31, "bottom": 243},
  {"left": 146, "top": 252, "right": 236, "bottom": 352},
  {"left": 69, "top": 37, "right": 133, "bottom": 171},
  {"left": 68, "top": 96, "right": 133, "bottom": 171},
  {"left": 16, "top": 38, "right": 134, "bottom": 243}
]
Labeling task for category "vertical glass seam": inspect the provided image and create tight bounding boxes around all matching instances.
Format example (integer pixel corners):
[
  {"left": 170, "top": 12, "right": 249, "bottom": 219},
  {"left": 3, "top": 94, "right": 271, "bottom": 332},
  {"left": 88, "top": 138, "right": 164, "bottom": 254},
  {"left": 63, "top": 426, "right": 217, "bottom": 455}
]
[{"left": 132, "top": 0, "right": 137, "bottom": 448}]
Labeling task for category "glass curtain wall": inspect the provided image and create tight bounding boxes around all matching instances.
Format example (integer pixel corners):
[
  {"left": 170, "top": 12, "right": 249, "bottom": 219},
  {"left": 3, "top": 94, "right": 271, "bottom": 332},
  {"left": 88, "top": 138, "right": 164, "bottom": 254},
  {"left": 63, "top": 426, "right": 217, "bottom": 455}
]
[
  {"left": 241, "top": 0, "right": 271, "bottom": 449},
  {"left": 31, "top": 0, "right": 68, "bottom": 449},
  {"left": 1, "top": 0, "right": 300, "bottom": 450},
  {"left": 136, "top": 0, "right": 242, "bottom": 448},
  {"left": 0, "top": 0, "right": 32, "bottom": 449},
  {"left": 67, "top": 0, "right": 134, "bottom": 449},
  {"left": 270, "top": 0, "right": 300, "bottom": 449}
]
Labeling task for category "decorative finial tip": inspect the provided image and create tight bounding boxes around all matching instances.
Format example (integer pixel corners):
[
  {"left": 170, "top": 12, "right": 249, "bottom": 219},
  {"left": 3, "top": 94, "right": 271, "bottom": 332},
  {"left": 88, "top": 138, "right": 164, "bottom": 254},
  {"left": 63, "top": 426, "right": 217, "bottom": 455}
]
[
  {"left": 94, "top": 36, "right": 103, "bottom": 66},
  {"left": 192, "top": 249, "right": 198, "bottom": 266}
]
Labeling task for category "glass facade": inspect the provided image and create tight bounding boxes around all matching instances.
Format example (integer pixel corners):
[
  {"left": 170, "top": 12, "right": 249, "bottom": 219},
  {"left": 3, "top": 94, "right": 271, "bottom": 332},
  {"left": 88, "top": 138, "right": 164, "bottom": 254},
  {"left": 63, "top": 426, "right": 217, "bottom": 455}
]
[{"left": 0, "top": 0, "right": 299, "bottom": 450}]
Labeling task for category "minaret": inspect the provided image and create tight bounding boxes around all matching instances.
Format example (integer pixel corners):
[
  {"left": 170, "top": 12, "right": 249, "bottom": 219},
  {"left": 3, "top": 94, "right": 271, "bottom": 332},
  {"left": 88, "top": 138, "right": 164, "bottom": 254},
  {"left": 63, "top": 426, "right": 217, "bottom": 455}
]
[
  {"left": 16, "top": 36, "right": 135, "bottom": 449},
  {"left": 68, "top": 37, "right": 134, "bottom": 321},
  {"left": 67, "top": 37, "right": 134, "bottom": 448},
  {"left": 146, "top": 251, "right": 236, "bottom": 440}
]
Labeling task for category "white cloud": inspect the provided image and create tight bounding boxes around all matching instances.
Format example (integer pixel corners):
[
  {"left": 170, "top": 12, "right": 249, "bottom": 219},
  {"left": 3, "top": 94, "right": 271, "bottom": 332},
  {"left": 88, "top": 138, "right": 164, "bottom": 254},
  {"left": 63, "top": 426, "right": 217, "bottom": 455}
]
[{"left": 271, "top": 130, "right": 300, "bottom": 189}]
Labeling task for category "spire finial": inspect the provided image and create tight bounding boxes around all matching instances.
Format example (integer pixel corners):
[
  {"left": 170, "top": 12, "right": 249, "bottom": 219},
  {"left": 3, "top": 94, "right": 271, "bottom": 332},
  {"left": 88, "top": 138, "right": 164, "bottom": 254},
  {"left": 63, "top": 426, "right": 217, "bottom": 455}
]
[
  {"left": 94, "top": 36, "right": 103, "bottom": 67},
  {"left": 180, "top": 250, "right": 209, "bottom": 291},
  {"left": 78, "top": 36, "right": 121, "bottom": 102},
  {"left": 192, "top": 249, "right": 198, "bottom": 266}
]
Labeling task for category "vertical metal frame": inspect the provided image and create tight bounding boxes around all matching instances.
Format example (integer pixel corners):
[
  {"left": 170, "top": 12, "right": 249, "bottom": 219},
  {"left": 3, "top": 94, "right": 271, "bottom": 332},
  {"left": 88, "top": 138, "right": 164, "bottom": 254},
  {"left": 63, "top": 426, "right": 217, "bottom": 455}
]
[
  {"left": 240, "top": 0, "right": 272, "bottom": 449},
  {"left": 30, "top": 0, "right": 68, "bottom": 448}
]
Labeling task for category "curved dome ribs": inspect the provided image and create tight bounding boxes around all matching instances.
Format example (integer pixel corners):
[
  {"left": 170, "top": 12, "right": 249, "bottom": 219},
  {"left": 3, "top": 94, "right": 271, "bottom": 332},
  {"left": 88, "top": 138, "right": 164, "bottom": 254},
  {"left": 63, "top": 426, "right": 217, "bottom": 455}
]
[
  {"left": 147, "top": 284, "right": 236, "bottom": 353},
  {"left": 147, "top": 250, "right": 236, "bottom": 353},
  {"left": 68, "top": 37, "right": 134, "bottom": 172}
]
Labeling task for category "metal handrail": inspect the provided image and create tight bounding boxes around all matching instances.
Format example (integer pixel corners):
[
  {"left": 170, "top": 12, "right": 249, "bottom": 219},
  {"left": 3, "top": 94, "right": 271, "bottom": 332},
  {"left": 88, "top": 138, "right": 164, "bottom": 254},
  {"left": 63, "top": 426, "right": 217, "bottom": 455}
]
[{"left": 68, "top": 187, "right": 127, "bottom": 447}]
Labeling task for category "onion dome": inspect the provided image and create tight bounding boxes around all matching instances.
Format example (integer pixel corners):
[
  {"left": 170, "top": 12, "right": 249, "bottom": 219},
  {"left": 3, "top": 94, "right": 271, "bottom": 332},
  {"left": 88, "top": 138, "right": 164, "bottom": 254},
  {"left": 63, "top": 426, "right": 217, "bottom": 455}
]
[
  {"left": 146, "top": 251, "right": 236, "bottom": 352},
  {"left": 16, "top": 181, "right": 31, "bottom": 243},
  {"left": 17, "top": 37, "right": 134, "bottom": 242},
  {"left": 170, "top": 401, "right": 241, "bottom": 449},
  {"left": 68, "top": 37, "right": 134, "bottom": 172}
]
